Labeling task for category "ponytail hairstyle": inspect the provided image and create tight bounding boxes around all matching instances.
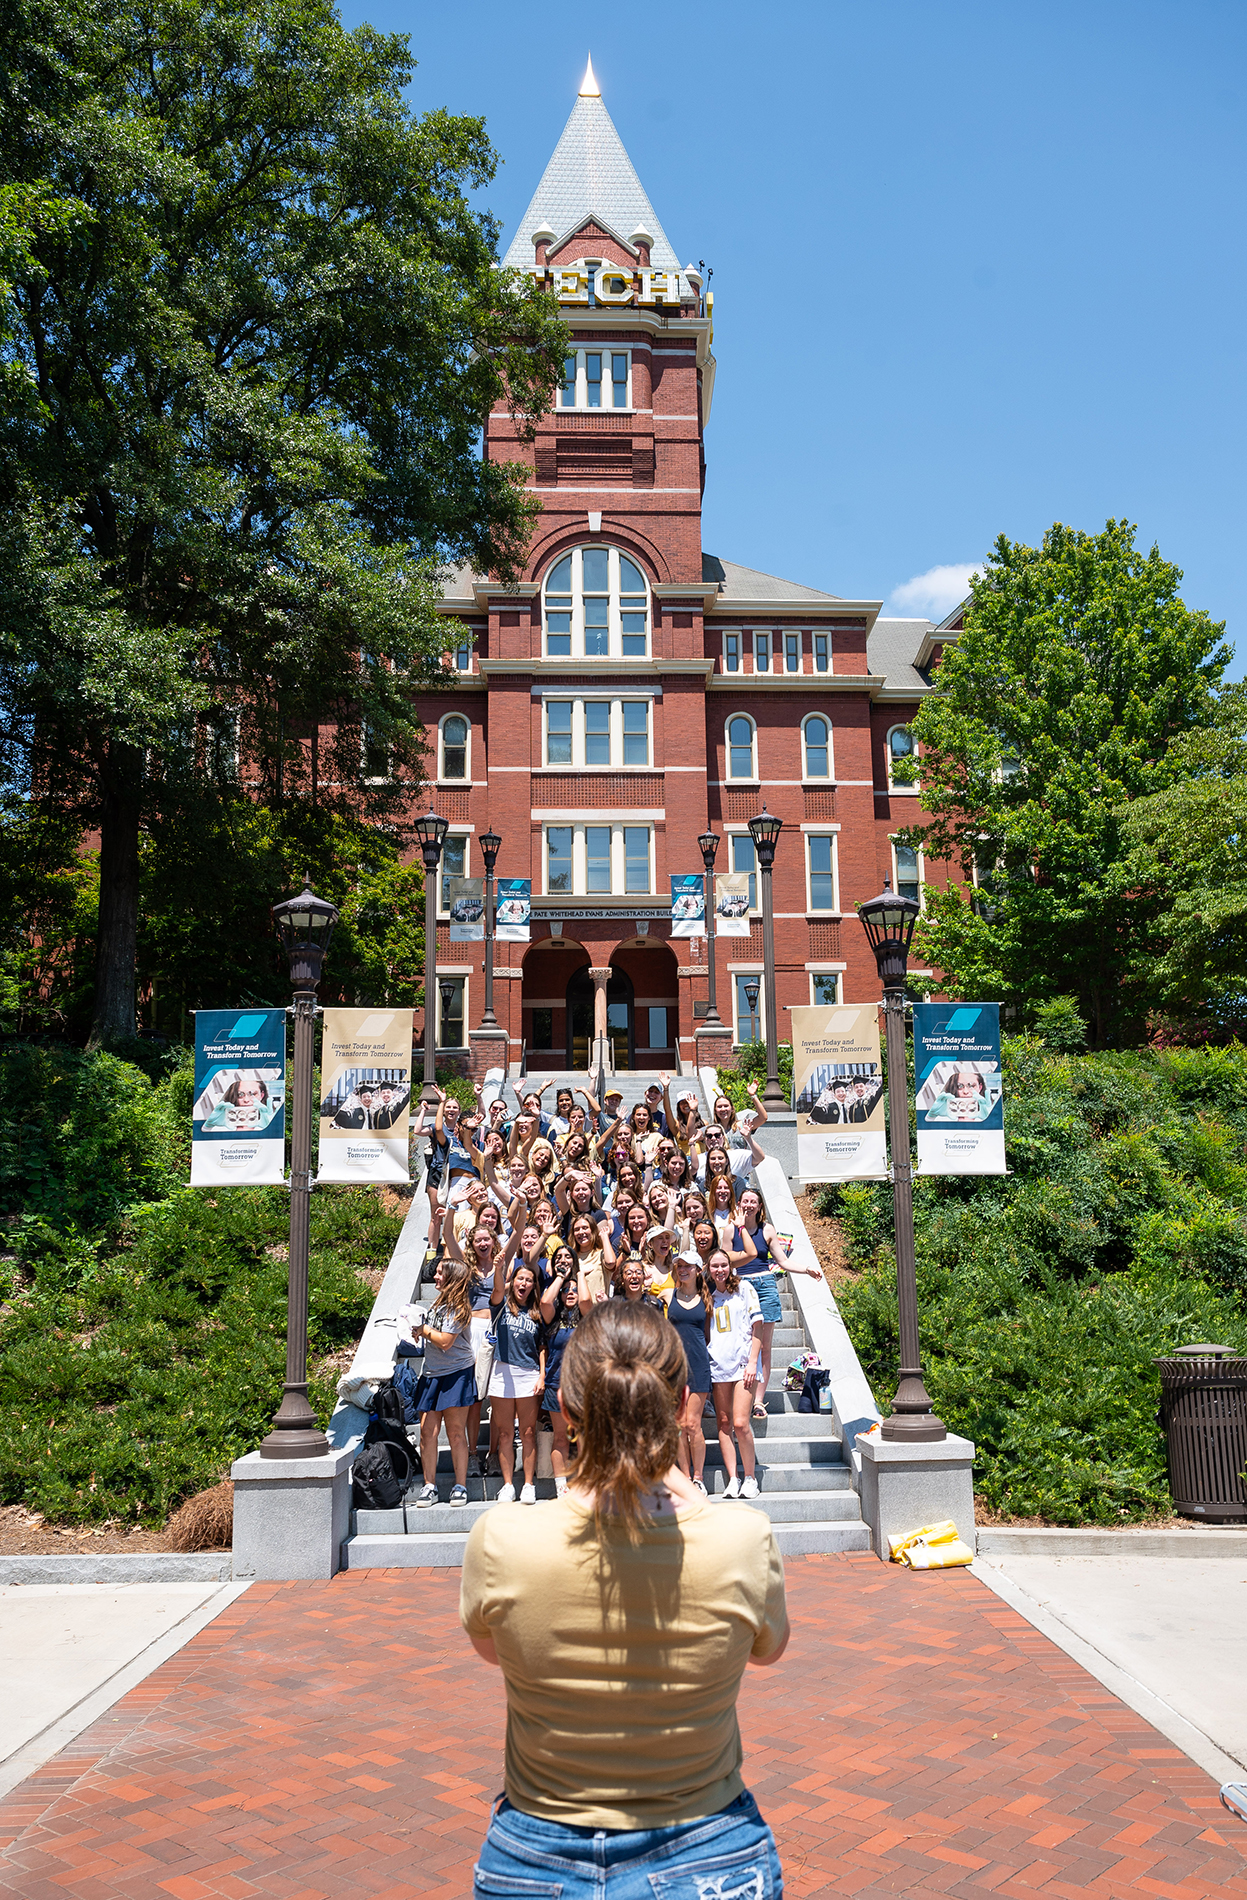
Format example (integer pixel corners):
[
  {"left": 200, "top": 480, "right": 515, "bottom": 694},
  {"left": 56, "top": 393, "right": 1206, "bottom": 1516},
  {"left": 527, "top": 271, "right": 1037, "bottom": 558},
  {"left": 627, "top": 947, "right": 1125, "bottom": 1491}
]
[
  {"left": 430, "top": 1257, "right": 474, "bottom": 1333},
  {"left": 559, "top": 1301, "right": 685, "bottom": 1537}
]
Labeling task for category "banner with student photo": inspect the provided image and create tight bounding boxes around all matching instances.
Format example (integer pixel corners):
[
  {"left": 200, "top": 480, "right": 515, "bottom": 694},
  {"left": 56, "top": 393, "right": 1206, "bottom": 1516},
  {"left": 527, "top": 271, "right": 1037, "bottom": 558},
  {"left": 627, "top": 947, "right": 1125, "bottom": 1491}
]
[
  {"left": 669, "top": 873, "right": 706, "bottom": 937},
  {"left": 191, "top": 1009, "right": 287, "bottom": 1185},
  {"left": 791, "top": 1004, "right": 888, "bottom": 1182},
  {"left": 914, "top": 1002, "right": 1005, "bottom": 1175},
  {"left": 494, "top": 878, "right": 531, "bottom": 942},
  {"left": 317, "top": 1009, "right": 411, "bottom": 1183},
  {"left": 446, "top": 877, "right": 485, "bottom": 941},
  {"left": 714, "top": 871, "right": 751, "bottom": 937}
]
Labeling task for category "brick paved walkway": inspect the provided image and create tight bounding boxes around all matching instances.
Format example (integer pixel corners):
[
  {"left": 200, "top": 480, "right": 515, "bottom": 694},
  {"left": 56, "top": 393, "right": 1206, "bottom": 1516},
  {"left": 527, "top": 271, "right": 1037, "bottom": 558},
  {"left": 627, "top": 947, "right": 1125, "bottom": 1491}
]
[{"left": 0, "top": 1553, "right": 1241, "bottom": 1899}]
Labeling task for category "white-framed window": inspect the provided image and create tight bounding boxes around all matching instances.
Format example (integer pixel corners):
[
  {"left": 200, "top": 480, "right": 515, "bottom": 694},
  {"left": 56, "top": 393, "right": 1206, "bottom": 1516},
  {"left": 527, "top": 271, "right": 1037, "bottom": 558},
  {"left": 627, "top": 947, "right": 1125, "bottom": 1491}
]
[
  {"left": 722, "top": 631, "right": 741, "bottom": 674},
  {"left": 543, "top": 546, "right": 650, "bottom": 659},
  {"left": 801, "top": 713, "right": 831, "bottom": 780},
  {"left": 446, "top": 635, "right": 473, "bottom": 671},
  {"left": 726, "top": 713, "right": 757, "bottom": 781},
  {"left": 729, "top": 831, "right": 758, "bottom": 910},
  {"left": 439, "top": 713, "right": 469, "bottom": 782},
  {"left": 733, "top": 972, "right": 763, "bottom": 1045},
  {"left": 438, "top": 976, "right": 466, "bottom": 1049},
  {"left": 752, "top": 631, "right": 771, "bottom": 673},
  {"left": 438, "top": 833, "right": 469, "bottom": 914},
  {"left": 542, "top": 824, "right": 653, "bottom": 896},
  {"left": 784, "top": 632, "right": 801, "bottom": 674},
  {"left": 810, "top": 971, "right": 841, "bottom": 1006},
  {"left": 542, "top": 697, "right": 651, "bottom": 769},
  {"left": 814, "top": 632, "right": 830, "bottom": 673},
  {"left": 893, "top": 840, "right": 922, "bottom": 906},
  {"left": 557, "top": 347, "right": 633, "bottom": 411},
  {"left": 361, "top": 719, "right": 390, "bottom": 782},
  {"left": 806, "top": 834, "right": 839, "bottom": 912},
  {"left": 886, "top": 724, "right": 918, "bottom": 792}
]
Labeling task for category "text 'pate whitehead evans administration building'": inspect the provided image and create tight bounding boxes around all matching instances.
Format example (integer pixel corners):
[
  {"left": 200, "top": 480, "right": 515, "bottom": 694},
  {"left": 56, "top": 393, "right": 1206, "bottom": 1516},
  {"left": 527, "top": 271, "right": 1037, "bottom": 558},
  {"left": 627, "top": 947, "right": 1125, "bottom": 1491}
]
[{"left": 418, "top": 61, "right": 961, "bottom": 1076}]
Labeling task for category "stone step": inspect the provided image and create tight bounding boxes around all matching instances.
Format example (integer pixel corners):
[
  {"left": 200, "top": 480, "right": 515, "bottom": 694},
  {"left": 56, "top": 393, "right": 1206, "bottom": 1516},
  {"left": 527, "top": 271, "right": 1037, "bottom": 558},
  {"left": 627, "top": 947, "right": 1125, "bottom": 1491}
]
[
  {"left": 411, "top": 1435, "right": 846, "bottom": 1481},
  {"left": 359, "top": 1482, "right": 863, "bottom": 1538},
  {"left": 343, "top": 1511, "right": 872, "bottom": 1569}
]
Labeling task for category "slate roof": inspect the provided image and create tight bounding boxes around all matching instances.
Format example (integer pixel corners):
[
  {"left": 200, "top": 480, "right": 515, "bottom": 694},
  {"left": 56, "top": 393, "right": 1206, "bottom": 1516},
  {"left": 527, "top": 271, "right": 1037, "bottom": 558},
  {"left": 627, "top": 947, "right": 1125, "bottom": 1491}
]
[
  {"left": 702, "top": 554, "right": 841, "bottom": 603},
  {"left": 866, "top": 618, "right": 935, "bottom": 694},
  {"left": 501, "top": 91, "right": 681, "bottom": 275}
]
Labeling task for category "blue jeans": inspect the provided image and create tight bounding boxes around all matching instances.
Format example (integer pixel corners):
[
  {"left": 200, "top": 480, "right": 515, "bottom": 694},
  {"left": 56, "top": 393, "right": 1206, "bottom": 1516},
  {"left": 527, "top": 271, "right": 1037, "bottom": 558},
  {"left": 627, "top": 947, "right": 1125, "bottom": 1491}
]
[{"left": 474, "top": 1790, "right": 782, "bottom": 1898}]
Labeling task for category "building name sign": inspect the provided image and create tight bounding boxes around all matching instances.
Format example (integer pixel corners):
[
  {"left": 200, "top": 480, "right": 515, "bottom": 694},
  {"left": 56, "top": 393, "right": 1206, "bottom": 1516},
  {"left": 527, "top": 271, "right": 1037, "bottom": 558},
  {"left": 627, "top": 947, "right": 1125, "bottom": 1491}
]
[
  {"left": 537, "top": 905, "right": 671, "bottom": 921},
  {"left": 535, "top": 267, "right": 683, "bottom": 308}
]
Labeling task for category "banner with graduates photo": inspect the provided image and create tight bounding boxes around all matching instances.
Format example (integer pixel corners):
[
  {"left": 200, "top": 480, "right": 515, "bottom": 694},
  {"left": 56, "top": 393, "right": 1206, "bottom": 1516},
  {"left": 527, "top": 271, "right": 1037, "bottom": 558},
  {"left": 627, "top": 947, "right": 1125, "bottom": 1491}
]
[
  {"left": 317, "top": 1009, "right": 411, "bottom": 1183},
  {"left": 446, "top": 877, "right": 485, "bottom": 941},
  {"left": 669, "top": 874, "right": 706, "bottom": 937},
  {"left": 494, "top": 878, "right": 531, "bottom": 941},
  {"left": 791, "top": 1004, "right": 888, "bottom": 1182},
  {"left": 191, "top": 1009, "right": 287, "bottom": 1184},
  {"left": 914, "top": 1002, "right": 1005, "bottom": 1175},
  {"left": 714, "top": 872, "right": 751, "bottom": 938}
]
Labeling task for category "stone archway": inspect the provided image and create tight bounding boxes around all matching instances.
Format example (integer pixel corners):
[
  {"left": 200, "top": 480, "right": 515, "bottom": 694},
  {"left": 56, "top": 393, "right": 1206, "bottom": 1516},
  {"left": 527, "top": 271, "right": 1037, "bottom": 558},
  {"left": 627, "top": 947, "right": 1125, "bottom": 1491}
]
[{"left": 611, "top": 939, "right": 680, "bottom": 1070}]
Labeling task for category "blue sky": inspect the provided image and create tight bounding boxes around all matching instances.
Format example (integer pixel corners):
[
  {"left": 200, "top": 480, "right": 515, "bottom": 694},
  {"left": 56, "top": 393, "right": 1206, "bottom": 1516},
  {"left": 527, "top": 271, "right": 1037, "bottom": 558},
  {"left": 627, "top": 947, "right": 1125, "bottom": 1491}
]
[{"left": 343, "top": 0, "right": 1246, "bottom": 671}]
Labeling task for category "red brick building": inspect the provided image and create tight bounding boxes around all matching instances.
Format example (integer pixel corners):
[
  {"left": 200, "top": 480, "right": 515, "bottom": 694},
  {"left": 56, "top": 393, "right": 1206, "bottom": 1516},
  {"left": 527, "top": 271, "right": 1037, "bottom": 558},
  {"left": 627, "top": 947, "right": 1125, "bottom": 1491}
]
[{"left": 416, "top": 64, "right": 961, "bottom": 1077}]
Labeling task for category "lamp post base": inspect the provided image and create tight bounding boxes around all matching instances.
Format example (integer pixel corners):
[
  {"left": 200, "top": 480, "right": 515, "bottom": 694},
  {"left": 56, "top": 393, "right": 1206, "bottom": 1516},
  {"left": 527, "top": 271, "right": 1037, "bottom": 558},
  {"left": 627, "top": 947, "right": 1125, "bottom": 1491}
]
[
  {"left": 761, "top": 1078, "right": 788, "bottom": 1109},
  {"left": 880, "top": 1369, "right": 946, "bottom": 1443},
  {"left": 260, "top": 1386, "right": 330, "bottom": 1460}
]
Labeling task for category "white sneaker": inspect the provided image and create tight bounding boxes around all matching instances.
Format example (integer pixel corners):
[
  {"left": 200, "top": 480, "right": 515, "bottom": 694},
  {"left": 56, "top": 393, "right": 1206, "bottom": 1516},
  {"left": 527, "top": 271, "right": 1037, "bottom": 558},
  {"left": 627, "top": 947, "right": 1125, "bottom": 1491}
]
[
  {"left": 520, "top": 1483, "right": 537, "bottom": 1505},
  {"left": 722, "top": 1474, "right": 741, "bottom": 1499},
  {"left": 496, "top": 1483, "right": 516, "bottom": 1503},
  {"left": 415, "top": 1482, "right": 438, "bottom": 1509},
  {"left": 740, "top": 1475, "right": 760, "bottom": 1499},
  {"left": 692, "top": 1479, "right": 708, "bottom": 1497}
]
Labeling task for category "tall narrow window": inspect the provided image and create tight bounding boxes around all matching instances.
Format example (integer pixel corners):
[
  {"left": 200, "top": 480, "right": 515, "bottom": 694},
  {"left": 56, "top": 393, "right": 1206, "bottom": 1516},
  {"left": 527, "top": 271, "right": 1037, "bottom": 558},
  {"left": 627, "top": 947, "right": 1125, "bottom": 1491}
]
[
  {"left": 753, "top": 631, "right": 770, "bottom": 672},
  {"left": 546, "top": 701, "right": 572, "bottom": 766},
  {"left": 812, "top": 972, "right": 840, "bottom": 1006},
  {"left": 723, "top": 632, "right": 740, "bottom": 673},
  {"left": 814, "top": 632, "right": 830, "bottom": 672},
  {"left": 439, "top": 835, "right": 467, "bottom": 912},
  {"left": 895, "top": 843, "right": 921, "bottom": 905},
  {"left": 735, "top": 973, "right": 761, "bottom": 1044},
  {"left": 582, "top": 546, "right": 609, "bottom": 656},
  {"left": 785, "top": 633, "right": 801, "bottom": 673},
  {"left": 585, "top": 700, "right": 610, "bottom": 764},
  {"left": 731, "top": 834, "right": 757, "bottom": 909},
  {"left": 888, "top": 726, "right": 916, "bottom": 786},
  {"left": 438, "top": 978, "right": 464, "bottom": 1049},
  {"left": 803, "top": 715, "right": 830, "bottom": 779},
  {"left": 560, "top": 353, "right": 576, "bottom": 406},
  {"left": 620, "top": 556, "right": 647, "bottom": 656},
  {"left": 624, "top": 827, "right": 650, "bottom": 893},
  {"left": 585, "top": 352, "right": 602, "bottom": 407},
  {"left": 728, "top": 715, "right": 755, "bottom": 780},
  {"left": 586, "top": 826, "right": 612, "bottom": 892},
  {"left": 808, "top": 836, "right": 836, "bottom": 911},
  {"left": 612, "top": 353, "right": 629, "bottom": 406},
  {"left": 545, "top": 555, "right": 572, "bottom": 657},
  {"left": 547, "top": 827, "right": 572, "bottom": 893},
  {"left": 622, "top": 701, "right": 649, "bottom": 766},
  {"left": 441, "top": 716, "right": 467, "bottom": 780}
]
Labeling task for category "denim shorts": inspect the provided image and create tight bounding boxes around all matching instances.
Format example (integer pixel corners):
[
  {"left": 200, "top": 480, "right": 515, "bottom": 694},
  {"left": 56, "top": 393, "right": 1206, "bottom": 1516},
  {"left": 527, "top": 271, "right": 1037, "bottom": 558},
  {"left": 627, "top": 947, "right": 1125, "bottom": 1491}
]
[
  {"left": 740, "top": 1271, "right": 783, "bottom": 1325},
  {"left": 474, "top": 1789, "right": 782, "bottom": 1898}
]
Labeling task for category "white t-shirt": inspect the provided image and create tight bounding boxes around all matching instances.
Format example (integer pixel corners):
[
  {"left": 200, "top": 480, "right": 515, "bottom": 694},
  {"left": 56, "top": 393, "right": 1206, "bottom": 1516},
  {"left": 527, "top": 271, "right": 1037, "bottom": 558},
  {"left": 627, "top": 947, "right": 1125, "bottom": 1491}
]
[
  {"left": 695, "top": 1148, "right": 754, "bottom": 1189},
  {"left": 708, "top": 1282, "right": 762, "bottom": 1383}
]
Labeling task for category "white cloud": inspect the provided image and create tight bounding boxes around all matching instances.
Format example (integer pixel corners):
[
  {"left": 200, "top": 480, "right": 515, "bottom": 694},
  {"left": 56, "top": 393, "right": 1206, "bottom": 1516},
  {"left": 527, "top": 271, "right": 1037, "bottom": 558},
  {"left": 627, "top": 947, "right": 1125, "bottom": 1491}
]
[{"left": 887, "top": 562, "right": 980, "bottom": 619}]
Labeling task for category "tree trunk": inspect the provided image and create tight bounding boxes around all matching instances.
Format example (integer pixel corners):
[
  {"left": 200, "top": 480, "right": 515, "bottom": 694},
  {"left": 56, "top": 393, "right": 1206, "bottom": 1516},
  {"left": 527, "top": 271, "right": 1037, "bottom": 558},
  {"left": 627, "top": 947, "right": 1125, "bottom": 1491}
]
[{"left": 88, "top": 743, "right": 144, "bottom": 1048}]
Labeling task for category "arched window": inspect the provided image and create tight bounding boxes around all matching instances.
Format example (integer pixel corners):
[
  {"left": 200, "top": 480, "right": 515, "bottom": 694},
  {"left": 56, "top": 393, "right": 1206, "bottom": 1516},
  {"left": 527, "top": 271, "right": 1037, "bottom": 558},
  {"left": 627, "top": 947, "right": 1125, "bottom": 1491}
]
[
  {"left": 887, "top": 724, "right": 917, "bottom": 791},
  {"left": 440, "top": 714, "right": 468, "bottom": 781},
  {"left": 802, "top": 714, "right": 831, "bottom": 780},
  {"left": 542, "top": 546, "right": 650, "bottom": 659},
  {"left": 727, "top": 714, "right": 757, "bottom": 781}
]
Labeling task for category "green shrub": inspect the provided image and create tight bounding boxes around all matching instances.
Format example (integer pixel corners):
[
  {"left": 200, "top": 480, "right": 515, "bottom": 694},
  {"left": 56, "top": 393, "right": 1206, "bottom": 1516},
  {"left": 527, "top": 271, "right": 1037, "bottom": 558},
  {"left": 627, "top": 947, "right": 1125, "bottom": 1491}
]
[{"left": 716, "top": 1041, "right": 793, "bottom": 1110}]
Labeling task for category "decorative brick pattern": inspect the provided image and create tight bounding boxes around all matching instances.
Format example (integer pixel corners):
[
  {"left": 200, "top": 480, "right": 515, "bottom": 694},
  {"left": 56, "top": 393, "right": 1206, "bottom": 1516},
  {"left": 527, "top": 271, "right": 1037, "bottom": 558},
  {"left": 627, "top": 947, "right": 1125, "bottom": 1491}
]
[
  {"left": 803, "top": 787, "right": 837, "bottom": 821},
  {"left": 430, "top": 788, "right": 471, "bottom": 822},
  {"left": 0, "top": 1560, "right": 1242, "bottom": 1900},
  {"left": 808, "top": 920, "right": 841, "bottom": 958},
  {"left": 531, "top": 773, "right": 663, "bottom": 808},
  {"left": 722, "top": 790, "right": 763, "bottom": 822}
]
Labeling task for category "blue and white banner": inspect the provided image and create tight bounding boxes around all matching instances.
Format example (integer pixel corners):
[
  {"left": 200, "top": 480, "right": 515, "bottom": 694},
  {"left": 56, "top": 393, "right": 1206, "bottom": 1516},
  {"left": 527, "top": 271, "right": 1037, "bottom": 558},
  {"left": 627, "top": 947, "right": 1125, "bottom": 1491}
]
[
  {"left": 191, "top": 1009, "right": 286, "bottom": 1184},
  {"left": 913, "top": 1002, "right": 1005, "bottom": 1175},
  {"left": 670, "top": 874, "right": 706, "bottom": 937},
  {"left": 495, "top": 878, "right": 531, "bottom": 942}
]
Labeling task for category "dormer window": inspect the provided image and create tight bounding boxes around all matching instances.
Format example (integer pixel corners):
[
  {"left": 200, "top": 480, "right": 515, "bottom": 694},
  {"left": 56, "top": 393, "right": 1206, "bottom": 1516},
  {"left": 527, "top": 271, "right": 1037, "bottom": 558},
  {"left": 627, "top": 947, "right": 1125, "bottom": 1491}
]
[
  {"left": 557, "top": 348, "right": 633, "bottom": 411},
  {"left": 542, "top": 546, "right": 650, "bottom": 659}
]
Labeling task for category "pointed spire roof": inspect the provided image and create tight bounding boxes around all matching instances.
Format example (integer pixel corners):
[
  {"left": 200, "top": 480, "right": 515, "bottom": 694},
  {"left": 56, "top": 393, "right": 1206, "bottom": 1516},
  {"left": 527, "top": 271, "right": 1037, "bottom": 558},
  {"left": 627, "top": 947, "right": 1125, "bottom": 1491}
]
[{"left": 501, "top": 65, "right": 680, "bottom": 273}]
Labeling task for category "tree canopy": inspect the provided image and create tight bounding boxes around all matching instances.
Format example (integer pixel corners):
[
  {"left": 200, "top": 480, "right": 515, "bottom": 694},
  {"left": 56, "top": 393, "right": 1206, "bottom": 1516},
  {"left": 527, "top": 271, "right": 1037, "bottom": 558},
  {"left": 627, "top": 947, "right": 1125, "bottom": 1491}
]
[
  {"left": 0, "top": 0, "right": 565, "bottom": 1042},
  {"left": 903, "top": 520, "right": 1230, "bottom": 1045}
]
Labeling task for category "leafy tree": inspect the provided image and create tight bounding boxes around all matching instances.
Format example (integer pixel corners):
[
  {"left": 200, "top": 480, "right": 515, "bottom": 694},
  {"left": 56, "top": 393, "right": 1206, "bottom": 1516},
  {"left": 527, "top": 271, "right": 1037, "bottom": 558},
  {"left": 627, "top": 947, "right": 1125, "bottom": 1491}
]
[
  {"left": 903, "top": 521, "right": 1230, "bottom": 1045},
  {"left": 0, "top": 0, "right": 564, "bottom": 1044}
]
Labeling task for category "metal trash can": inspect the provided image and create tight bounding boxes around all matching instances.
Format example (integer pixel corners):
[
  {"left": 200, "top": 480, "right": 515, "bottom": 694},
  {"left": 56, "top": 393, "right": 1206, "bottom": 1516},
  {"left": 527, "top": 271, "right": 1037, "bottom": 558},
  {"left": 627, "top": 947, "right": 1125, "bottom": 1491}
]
[{"left": 1154, "top": 1344, "right": 1247, "bottom": 1522}]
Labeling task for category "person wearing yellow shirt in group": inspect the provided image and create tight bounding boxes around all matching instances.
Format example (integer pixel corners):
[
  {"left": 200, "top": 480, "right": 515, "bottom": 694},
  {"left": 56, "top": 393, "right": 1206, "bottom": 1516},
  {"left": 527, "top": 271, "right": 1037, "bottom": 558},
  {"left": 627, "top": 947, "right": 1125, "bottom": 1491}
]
[{"left": 461, "top": 1300, "right": 788, "bottom": 1898}]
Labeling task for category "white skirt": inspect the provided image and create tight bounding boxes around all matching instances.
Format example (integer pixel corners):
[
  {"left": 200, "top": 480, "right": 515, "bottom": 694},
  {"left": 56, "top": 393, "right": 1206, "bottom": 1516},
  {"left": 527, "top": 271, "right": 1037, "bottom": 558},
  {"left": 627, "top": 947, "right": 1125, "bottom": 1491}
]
[
  {"left": 488, "top": 1362, "right": 541, "bottom": 1400},
  {"left": 470, "top": 1310, "right": 495, "bottom": 1399}
]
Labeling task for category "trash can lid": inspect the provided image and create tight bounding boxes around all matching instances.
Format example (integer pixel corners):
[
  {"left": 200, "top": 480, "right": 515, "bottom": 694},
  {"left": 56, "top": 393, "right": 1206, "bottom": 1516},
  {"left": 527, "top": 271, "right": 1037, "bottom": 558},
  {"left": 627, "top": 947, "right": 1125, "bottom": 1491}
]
[{"left": 1174, "top": 1343, "right": 1236, "bottom": 1358}]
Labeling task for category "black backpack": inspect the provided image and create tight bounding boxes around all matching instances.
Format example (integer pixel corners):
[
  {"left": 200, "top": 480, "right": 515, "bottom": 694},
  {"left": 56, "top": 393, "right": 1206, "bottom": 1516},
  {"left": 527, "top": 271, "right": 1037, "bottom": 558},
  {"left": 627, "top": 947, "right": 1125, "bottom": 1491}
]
[
  {"left": 352, "top": 1437, "right": 413, "bottom": 1511},
  {"left": 372, "top": 1377, "right": 407, "bottom": 1431}
]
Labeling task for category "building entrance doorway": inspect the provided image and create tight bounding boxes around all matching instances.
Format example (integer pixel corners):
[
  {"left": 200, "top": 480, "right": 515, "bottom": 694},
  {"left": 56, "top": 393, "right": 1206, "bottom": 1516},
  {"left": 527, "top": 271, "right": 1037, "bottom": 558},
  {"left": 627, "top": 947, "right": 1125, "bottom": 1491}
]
[{"left": 565, "top": 965, "right": 633, "bottom": 1070}]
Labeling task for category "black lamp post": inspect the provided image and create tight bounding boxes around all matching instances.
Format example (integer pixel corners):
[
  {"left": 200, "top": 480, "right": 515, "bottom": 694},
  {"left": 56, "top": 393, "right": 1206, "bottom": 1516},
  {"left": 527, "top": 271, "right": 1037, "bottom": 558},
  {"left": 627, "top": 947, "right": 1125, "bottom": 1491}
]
[
  {"left": 414, "top": 810, "right": 450, "bottom": 1105},
  {"left": 857, "top": 879, "right": 945, "bottom": 1442},
  {"left": 696, "top": 828, "right": 721, "bottom": 1027},
  {"left": 480, "top": 828, "right": 502, "bottom": 1030},
  {"left": 262, "top": 879, "right": 339, "bottom": 1460},
  {"left": 747, "top": 806, "right": 786, "bottom": 1108}
]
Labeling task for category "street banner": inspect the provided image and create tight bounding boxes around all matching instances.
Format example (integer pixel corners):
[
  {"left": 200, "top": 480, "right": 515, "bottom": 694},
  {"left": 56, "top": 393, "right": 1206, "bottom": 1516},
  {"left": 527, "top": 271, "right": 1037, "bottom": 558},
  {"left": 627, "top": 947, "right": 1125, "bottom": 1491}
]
[
  {"left": 669, "top": 874, "right": 706, "bottom": 937},
  {"left": 791, "top": 1004, "right": 888, "bottom": 1182},
  {"left": 495, "top": 878, "right": 531, "bottom": 942},
  {"left": 446, "top": 877, "right": 484, "bottom": 941},
  {"left": 317, "top": 1008, "right": 411, "bottom": 1183},
  {"left": 191, "top": 1009, "right": 286, "bottom": 1185},
  {"left": 714, "top": 872, "right": 751, "bottom": 937},
  {"left": 914, "top": 1002, "right": 1005, "bottom": 1175}
]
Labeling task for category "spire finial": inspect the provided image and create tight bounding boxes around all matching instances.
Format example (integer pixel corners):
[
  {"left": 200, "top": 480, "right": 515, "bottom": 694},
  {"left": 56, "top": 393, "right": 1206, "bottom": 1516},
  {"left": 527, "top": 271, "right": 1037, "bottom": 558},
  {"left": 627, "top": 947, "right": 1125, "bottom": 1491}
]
[{"left": 579, "top": 54, "right": 600, "bottom": 97}]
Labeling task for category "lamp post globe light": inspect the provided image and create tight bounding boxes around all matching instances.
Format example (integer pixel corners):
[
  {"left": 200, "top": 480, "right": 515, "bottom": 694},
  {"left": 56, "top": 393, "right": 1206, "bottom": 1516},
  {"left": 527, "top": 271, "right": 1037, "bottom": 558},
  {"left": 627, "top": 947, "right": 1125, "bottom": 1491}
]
[
  {"left": 857, "top": 878, "right": 946, "bottom": 1443},
  {"left": 746, "top": 806, "right": 786, "bottom": 1108},
  {"left": 414, "top": 809, "right": 450, "bottom": 1105},
  {"left": 696, "top": 828, "right": 721, "bottom": 1027},
  {"left": 479, "top": 828, "right": 502, "bottom": 1030},
  {"left": 262, "top": 879, "right": 340, "bottom": 1460}
]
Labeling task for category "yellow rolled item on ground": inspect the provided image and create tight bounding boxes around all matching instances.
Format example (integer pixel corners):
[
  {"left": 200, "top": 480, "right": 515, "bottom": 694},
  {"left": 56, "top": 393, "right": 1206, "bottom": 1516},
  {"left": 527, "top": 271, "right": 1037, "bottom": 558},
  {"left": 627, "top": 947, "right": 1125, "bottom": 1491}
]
[
  {"left": 903, "top": 1536, "right": 975, "bottom": 1569},
  {"left": 887, "top": 1519, "right": 960, "bottom": 1562}
]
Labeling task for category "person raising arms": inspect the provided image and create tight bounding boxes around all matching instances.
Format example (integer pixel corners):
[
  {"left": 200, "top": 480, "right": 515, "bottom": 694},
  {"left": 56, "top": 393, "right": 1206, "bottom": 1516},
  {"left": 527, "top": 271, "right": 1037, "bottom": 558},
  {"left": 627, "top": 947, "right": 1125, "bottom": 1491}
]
[
  {"left": 737, "top": 1185, "right": 822, "bottom": 1420},
  {"left": 707, "top": 1249, "right": 765, "bottom": 1501},
  {"left": 664, "top": 1254, "right": 713, "bottom": 1496},
  {"left": 536, "top": 1247, "right": 580, "bottom": 1496}
]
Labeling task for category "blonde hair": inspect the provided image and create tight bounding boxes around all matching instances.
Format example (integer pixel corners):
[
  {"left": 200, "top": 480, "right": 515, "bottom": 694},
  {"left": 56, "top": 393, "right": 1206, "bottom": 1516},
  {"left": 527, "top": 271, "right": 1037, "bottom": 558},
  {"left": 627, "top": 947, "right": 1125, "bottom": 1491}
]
[{"left": 559, "top": 1302, "right": 685, "bottom": 1536}]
